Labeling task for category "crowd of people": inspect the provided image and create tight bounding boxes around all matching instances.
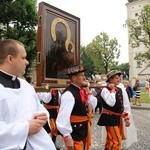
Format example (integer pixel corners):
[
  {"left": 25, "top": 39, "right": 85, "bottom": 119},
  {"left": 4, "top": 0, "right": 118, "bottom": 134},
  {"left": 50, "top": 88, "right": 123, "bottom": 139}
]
[{"left": 0, "top": 39, "right": 139, "bottom": 150}]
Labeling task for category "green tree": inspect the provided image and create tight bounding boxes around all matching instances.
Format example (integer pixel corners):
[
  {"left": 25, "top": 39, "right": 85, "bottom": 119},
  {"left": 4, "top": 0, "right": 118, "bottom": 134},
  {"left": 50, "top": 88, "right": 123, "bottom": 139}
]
[
  {"left": 125, "top": 4, "right": 150, "bottom": 62},
  {"left": 85, "top": 43, "right": 105, "bottom": 74},
  {"left": 89, "top": 32, "right": 120, "bottom": 74},
  {"left": 0, "top": 0, "right": 38, "bottom": 77},
  {"left": 80, "top": 46, "right": 95, "bottom": 79},
  {"left": 110, "top": 63, "right": 130, "bottom": 79}
]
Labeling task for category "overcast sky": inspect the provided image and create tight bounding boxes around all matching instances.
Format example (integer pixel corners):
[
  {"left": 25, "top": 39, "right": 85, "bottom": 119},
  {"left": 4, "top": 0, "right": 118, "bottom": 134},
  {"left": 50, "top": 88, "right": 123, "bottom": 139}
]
[{"left": 37, "top": 0, "right": 129, "bottom": 64}]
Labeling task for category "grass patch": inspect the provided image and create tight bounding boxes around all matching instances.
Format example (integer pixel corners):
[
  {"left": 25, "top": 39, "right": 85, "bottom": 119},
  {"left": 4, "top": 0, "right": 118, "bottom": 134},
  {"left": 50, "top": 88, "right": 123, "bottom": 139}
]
[
  {"left": 131, "top": 87, "right": 150, "bottom": 103},
  {"left": 140, "top": 87, "right": 150, "bottom": 103}
]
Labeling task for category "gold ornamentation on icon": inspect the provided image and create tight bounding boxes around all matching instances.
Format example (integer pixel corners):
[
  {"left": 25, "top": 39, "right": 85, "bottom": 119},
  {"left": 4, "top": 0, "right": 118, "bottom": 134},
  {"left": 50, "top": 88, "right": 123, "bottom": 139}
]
[{"left": 51, "top": 17, "right": 74, "bottom": 52}]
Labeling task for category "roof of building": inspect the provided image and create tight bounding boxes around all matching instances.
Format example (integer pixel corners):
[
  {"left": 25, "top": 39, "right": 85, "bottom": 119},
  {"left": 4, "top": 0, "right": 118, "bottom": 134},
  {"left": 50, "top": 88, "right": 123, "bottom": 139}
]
[{"left": 138, "top": 66, "right": 150, "bottom": 75}]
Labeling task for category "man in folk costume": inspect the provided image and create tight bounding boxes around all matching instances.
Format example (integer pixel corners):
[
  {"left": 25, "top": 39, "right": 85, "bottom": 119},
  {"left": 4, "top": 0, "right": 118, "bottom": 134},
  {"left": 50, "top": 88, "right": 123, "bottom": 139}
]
[
  {"left": 37, "top": 89, "right": 61, "bottom": 149},
  {"left": 0, "top": 39, "right": 56, "bottom": 150},
  {"left": 97, "top": 70, "right": 131, "bottom": 150},
  {"left": 56, "top": 64, "right": 97, "bottom": 150}
]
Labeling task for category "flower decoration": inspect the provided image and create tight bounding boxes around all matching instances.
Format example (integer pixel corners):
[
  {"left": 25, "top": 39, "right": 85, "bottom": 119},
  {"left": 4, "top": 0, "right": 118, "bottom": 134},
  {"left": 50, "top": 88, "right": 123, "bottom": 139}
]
[{"left": 66, "top": 64, "right": 86, "bottom": 75}]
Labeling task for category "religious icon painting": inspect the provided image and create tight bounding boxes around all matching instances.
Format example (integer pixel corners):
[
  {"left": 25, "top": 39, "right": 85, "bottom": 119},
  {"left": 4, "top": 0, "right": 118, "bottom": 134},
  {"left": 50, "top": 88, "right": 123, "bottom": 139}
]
[{"left": 36, "top": 2, "right": 80, "bottom": 87}]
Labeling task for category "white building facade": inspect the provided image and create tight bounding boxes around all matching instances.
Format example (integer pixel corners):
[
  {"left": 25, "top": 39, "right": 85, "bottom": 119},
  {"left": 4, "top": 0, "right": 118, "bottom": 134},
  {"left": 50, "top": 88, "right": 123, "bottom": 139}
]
[{"left": 126, "top": 0, "right": 150, "bottom": 85}]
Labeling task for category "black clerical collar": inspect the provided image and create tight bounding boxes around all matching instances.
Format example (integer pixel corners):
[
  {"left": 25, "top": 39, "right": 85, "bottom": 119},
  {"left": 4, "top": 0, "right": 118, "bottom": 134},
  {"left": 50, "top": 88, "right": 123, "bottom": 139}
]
[
  {"left": 0, "top": 70, "right": 20, "bottom": 88},
  {"left": 0, "top": 70, "right": 17, "bottom": 81}
]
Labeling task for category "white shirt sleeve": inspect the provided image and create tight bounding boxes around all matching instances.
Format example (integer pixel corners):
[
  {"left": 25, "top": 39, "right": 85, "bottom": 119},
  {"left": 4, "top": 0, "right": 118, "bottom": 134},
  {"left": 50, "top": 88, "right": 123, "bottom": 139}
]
[
  {"left": 101, "top": 88, "right": 116, "bottom": 107},
  {"left": 122, "top": 88, "right": 131, "bottom": 116},
  {"left": 56, "top": 91, "right": 75, "bottom": 137},
  {"left": 37, "top": 92, "right": 52, "bottom": 103},
  {"left": 117, "top": 83, "right": 131, "bottom": 116},
  {"left": 88, "top": 95, "right": 97, "bottom": 109}
]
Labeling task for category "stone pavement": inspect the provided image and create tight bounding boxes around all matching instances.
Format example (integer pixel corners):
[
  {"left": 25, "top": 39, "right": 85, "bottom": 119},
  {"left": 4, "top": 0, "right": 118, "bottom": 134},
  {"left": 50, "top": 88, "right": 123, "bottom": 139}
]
[{"left": 56, "top": 103, "right": 150, "bottom": 150}]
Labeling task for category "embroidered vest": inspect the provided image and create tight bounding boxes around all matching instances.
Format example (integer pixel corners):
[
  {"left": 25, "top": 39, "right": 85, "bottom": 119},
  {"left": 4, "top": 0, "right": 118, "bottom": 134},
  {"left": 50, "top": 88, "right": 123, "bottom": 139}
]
[
  {"left": 64, "top": 84, "right": 88, "bottom": 140},
  {"left": 97, "top": 87, "right": 124, "bottom": 126}
]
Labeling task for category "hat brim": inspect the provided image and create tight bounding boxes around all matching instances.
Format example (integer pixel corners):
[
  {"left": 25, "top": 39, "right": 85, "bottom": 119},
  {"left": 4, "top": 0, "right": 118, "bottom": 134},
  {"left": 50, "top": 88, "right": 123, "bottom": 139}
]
[
  {"left": 106, "top": 72, "right": 122, "bottom": 82},
  {"left": 66, "top": 69, "right": 86, "bottom": 76}
]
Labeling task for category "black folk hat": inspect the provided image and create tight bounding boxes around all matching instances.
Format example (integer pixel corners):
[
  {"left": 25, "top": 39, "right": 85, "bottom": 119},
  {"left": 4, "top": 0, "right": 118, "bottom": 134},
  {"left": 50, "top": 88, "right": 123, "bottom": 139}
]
[
  {"left": 106, "top": 70, "right": 122, "bottom": 82},
  {"left": 66, "top": 64, "right": 86, "bottom": 75}
]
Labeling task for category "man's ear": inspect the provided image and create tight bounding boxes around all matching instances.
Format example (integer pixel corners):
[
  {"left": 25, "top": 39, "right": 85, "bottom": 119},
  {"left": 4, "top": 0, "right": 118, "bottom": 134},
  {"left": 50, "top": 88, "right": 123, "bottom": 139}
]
[
  {"left": 72, "top": 75, "right": 77, "bottom": 81},
  {"left": 7, "top": 55, "right": 13, "bottom": 64}
]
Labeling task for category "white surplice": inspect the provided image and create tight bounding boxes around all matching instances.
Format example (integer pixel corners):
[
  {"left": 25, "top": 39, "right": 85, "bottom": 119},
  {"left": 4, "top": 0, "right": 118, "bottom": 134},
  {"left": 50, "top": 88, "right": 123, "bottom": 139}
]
[{"left": 0, "top": 78, "right": 56, "bottom": 150}]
